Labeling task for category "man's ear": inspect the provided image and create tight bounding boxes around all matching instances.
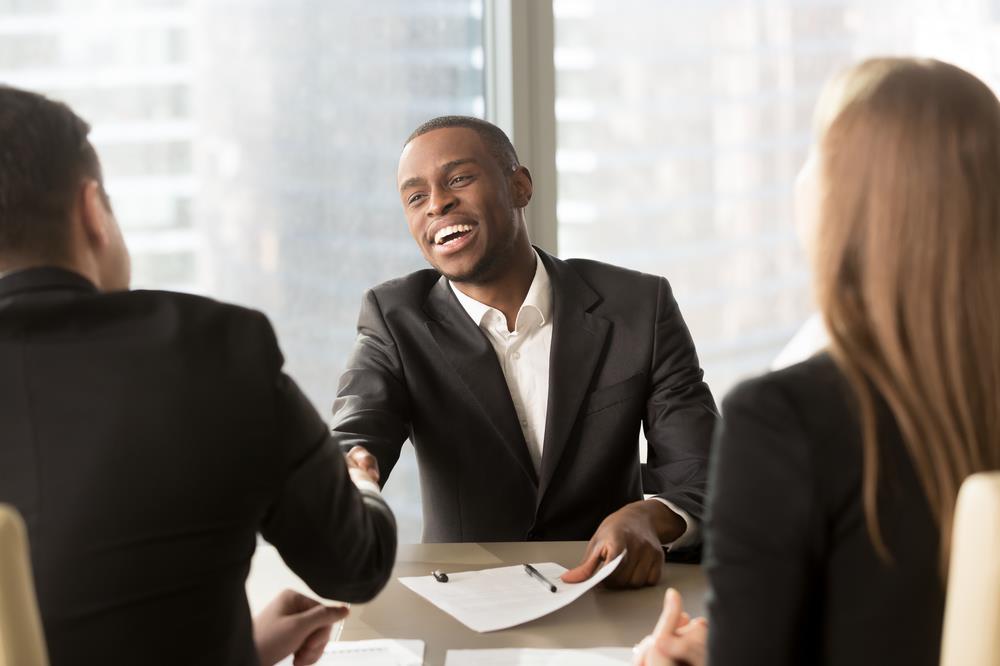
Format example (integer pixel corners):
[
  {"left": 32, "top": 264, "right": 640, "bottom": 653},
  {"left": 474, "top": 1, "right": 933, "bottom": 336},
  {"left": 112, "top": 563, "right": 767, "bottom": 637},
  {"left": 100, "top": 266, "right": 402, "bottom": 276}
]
[
  {"left": 510, "top": 166, "right": 533, "bottom": 208},
  {"left": 77, "top": 180, "right": 111, "bottom": 248}
]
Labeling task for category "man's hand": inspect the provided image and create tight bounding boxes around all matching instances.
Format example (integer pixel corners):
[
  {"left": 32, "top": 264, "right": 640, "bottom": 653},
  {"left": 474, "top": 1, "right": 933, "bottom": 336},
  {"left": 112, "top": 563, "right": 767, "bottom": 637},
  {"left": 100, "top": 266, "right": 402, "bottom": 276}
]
[
  {"left": 561, "top": 499, "right": 685, "bottom": 588},
  {"left": 631, "top": 588, "right": 708, "bottom": 666},
  {"left": 345, "top": 445, "right": 380, "bottom": 485},
  {"left": 253, "top": 589, "right": 348, "bottom": 666}
]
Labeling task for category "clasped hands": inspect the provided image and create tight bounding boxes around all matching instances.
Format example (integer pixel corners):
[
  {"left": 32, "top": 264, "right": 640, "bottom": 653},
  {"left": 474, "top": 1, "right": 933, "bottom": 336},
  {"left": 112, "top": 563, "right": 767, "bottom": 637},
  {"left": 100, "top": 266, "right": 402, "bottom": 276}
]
[{"left": 345, "top": 444, "right": 381, "bottom": 486}]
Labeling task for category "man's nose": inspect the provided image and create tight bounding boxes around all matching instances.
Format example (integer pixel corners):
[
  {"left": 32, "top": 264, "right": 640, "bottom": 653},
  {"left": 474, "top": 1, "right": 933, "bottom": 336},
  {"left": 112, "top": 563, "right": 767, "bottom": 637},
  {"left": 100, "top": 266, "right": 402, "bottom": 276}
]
[{"left": 427, "top": 188, "right": 458, "bottom": 217}]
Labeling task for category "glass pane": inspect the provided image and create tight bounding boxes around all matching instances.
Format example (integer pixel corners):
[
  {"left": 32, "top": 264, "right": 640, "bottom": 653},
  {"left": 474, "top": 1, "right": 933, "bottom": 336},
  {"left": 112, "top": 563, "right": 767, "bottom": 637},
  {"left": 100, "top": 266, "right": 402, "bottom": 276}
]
[
  {"left": 554, "top": 0, "right": 1000, "bottom": 398},
  {"left": 2, "top": 0, "right": 487, "bottom": 543}
]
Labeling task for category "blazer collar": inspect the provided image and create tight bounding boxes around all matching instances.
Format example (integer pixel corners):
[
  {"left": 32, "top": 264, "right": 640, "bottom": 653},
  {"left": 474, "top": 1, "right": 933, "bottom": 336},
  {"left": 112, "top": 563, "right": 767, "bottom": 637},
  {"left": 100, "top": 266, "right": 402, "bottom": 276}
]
[{"left": 0, "top": 267, "right": 98, "bottom": 300}]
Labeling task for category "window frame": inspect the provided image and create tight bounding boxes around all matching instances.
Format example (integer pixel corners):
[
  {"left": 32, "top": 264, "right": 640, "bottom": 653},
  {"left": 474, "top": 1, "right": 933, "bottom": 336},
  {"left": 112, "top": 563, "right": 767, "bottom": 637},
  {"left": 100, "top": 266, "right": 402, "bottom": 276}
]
[{"left": 483, "top": 0, "right": 559, "bottom": 254}]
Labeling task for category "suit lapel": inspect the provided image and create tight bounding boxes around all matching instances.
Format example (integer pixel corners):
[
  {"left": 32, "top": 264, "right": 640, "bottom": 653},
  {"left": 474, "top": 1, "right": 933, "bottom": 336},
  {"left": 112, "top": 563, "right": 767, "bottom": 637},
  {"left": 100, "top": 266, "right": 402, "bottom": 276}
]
[
  {"left": 537, "top": 251, "right": 610, "bottom": 503},
  {"left": 423, "top": 277, "right": 539, "bottom": 487}
]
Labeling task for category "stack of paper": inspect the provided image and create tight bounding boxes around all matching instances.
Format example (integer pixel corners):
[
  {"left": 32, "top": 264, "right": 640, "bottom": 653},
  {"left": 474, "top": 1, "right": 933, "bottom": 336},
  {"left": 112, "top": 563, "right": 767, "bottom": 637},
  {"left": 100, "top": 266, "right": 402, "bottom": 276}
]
[
  {"left": 446, "top": 647, "right": 632, "bottom": 665},
  {"left": 274, "top": 639, "right": 424, "bottom": 665},
  {"left": 398, "top": 551, "right": 625, "bottom": 632}
]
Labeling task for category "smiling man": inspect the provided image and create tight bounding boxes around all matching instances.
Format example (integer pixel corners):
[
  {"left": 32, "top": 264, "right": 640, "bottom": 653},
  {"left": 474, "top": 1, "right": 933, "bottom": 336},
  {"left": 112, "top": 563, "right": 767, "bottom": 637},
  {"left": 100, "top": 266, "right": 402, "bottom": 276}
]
[{"left": 331, "top": 116, "right": 718, "bottom": 587}]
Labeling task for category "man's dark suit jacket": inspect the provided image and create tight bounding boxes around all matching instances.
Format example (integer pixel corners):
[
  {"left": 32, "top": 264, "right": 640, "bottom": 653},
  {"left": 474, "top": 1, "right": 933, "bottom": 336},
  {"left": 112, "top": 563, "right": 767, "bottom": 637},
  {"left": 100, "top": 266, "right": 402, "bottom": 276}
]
[
  {"left": 0, "top": 268, "right": 397, "bottom": 666},
  {"left": 332, "top": 249, "right": 718, "bottom": 545},
  {"left": 707, "top": 353, "right": 944, "bottom": 665}
]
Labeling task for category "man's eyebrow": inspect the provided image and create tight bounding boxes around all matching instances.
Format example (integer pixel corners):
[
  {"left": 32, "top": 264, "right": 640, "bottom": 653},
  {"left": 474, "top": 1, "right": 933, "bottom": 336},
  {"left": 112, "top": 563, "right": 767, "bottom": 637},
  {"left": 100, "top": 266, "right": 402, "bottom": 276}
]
[
  {"left": 399, "top": 176, "right": 425, "bottom": 193},
  {"left": 440, "top": 158, "right": 477, "bottom": 172},
  {"left": 398, "top": 158, "right": 479, "bottom": 193}
]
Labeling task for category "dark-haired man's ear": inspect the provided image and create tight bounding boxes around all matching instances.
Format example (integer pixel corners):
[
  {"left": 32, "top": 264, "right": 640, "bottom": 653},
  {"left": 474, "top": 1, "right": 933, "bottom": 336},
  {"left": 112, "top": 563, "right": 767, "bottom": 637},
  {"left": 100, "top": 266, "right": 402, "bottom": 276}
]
[
  {"left": 76, "top": 178, "right": 131, "bottom": 292},
  {"left": 511, "top": 166, "right": 533, "bottom": 208},
  {"left": 78, "top": 180, "right": 113, "bottom": 248}
]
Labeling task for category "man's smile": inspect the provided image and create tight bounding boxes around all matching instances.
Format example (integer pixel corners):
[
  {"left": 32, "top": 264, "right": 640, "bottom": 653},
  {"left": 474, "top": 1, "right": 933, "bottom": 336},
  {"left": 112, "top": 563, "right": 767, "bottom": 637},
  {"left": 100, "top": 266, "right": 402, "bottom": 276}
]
[
  {"left": 430, "top": 224, "right": 478, "bottom": 256},
  {"left": 434, "top": 224, "right": 474, "bottom": 245}
]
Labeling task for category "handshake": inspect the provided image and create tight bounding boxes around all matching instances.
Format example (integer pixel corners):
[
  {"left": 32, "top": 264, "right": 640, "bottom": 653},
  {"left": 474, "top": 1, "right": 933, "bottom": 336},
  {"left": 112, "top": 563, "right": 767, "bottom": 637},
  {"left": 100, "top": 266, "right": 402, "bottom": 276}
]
[{"left": 345, "top": 445, "right": 382, "bottom": 487}]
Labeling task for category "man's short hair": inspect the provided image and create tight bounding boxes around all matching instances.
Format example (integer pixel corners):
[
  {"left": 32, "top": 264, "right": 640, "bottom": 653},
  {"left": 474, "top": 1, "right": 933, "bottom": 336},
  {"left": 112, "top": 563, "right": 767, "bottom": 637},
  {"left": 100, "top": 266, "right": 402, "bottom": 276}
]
[
  {"left": 406, "top": 116, "right": 520, "bottom": 171},
  {"left": 0, "top": 86, "right": 105, "bottom": 260}
]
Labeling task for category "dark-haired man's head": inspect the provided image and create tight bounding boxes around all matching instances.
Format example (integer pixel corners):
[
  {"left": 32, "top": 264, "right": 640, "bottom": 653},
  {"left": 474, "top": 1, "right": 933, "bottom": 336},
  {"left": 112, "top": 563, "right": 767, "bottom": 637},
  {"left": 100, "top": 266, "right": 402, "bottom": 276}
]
[
  {"left": 0, "top": 86, "right": 130, "bottom": 290},
  {"left": 397, "top": 116, "right": 533, "bottom": 284}
]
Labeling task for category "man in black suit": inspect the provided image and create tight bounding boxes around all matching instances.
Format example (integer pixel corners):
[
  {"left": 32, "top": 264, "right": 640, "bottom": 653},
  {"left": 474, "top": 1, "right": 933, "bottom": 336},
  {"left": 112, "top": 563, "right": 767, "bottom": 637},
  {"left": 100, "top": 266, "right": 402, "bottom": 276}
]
[
  {"left": 0, "top": 86, "right": 396, "bottom": 665},
  {"left": 333, "top": 116, "right": 718, "bottom": 587}
]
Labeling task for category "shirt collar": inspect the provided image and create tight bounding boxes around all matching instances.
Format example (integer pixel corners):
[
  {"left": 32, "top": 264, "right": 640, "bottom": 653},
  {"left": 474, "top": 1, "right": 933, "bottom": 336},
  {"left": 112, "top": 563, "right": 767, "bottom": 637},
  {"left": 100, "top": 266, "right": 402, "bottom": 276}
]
[{"left": 450, "top": 249, "right": 552, "bottom": 330}]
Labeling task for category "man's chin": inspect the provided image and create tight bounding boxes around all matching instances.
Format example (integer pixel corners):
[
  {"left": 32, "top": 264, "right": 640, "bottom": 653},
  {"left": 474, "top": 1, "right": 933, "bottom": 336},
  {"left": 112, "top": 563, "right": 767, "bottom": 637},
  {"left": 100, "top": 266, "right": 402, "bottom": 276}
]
[
  {"left": 436, "top": 257, "right": 495, "bottom": 285},
  {"left": 439, "top": 268, "right": 481, "bottom": 284}
]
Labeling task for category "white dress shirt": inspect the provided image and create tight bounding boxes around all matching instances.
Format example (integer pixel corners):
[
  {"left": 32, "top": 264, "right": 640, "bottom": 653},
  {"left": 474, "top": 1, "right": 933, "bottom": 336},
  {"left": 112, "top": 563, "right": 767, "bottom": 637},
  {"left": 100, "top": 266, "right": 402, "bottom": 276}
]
[
  {"left": 771, "top": 312, "right": 829, "bottom": 370},
  {"left": 450, "top": 251, "right": 696, "bottom": 549}
]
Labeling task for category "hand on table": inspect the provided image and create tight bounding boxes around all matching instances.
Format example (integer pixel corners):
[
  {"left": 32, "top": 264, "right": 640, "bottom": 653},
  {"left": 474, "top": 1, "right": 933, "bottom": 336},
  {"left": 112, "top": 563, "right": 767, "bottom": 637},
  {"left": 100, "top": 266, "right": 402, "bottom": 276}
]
[
  {"left": 345, "top": 445, "right": 380, "bottom": 486},
  {"left": 253, "top": 589, "right": 349, "bottom": 666},
  {"left": 632, "top": 588, "right": 708, "bottom": 666},
  {"left": 561, "top": 499, "right": 685, "bottom": 588}
]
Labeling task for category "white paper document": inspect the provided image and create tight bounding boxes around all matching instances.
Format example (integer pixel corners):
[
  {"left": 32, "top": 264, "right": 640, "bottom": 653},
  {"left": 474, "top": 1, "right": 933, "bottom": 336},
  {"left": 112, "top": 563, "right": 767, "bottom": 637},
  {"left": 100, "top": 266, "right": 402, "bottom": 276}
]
[
  {"left": 398, "top": 551, "right": 625, "bottom": 633},
  {"left": 445, "top": 647, "right": 632, "bottom": 665},
  {"left": 274, "top": 639, "right": 424, "bottom": 665}
]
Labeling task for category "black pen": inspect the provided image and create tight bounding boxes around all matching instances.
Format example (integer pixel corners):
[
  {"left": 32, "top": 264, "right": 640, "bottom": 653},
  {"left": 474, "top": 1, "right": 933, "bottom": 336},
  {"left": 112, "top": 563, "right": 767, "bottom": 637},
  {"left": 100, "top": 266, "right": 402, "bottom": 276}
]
[{"left": 523, "top": 563, "right": 557, "bottom": 593}]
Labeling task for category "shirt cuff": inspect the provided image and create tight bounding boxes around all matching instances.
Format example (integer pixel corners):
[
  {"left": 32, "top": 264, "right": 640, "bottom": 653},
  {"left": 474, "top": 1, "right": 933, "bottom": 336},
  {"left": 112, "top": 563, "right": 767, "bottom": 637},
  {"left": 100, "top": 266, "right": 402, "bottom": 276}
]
[
  {"left": 644, "top": 496, "right": 699, "bottom": 550},
  {"left": 352, "top": 477, "right": 382, "bottom": 495}
]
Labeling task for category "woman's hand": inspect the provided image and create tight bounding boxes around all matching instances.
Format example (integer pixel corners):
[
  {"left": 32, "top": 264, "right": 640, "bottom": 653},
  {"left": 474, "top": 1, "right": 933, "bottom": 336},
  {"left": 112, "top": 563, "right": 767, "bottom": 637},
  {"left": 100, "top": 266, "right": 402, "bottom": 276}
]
[
  {"left": 254, "top": 589, "right": 349, "bottom": 666},
  {"left": 632, "top": 588, "right": 708, "bottom": 666}
]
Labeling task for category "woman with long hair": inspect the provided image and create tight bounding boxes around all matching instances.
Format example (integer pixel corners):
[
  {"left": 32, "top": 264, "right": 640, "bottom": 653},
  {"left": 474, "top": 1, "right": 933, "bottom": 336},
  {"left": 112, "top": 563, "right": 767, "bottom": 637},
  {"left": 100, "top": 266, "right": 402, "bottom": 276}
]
[{"left": 634, "top": 57, "right": 1000, "bottom": 665}]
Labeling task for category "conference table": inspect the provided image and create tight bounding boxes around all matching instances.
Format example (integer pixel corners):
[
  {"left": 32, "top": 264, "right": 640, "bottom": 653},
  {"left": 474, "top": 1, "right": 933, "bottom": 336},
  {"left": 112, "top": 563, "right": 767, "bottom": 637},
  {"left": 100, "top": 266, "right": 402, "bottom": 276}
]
[{"left": 247, "top": 541, "right": 708, "bottom": 665}]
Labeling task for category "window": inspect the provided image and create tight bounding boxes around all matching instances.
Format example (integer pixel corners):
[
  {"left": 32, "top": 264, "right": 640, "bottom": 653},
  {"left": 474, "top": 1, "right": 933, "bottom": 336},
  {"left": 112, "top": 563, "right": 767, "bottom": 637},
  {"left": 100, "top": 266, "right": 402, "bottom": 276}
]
[
  {"left": 2, "top": 0, "right": 487, "bottom": 543},
  {"left": 553, "top": 0, "right": 1000, "bottom": 398}
]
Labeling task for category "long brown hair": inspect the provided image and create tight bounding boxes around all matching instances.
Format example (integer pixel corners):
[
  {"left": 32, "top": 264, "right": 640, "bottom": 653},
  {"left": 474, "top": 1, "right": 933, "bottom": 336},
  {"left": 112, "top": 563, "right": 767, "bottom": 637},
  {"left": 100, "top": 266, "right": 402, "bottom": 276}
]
[{"left": 813, "top": 58, "right": 1000, "bottom": 568}]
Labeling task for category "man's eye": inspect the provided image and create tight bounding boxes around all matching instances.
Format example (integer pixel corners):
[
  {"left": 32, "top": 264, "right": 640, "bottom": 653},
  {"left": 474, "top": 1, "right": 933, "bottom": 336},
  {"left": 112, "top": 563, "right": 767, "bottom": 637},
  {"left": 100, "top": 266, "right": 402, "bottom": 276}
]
[
  {"left": 450, "top": 175, "right": 472, "bottom": 186},
  {"left": 407, "top": 193, "right": 426, "bottom": 206}
]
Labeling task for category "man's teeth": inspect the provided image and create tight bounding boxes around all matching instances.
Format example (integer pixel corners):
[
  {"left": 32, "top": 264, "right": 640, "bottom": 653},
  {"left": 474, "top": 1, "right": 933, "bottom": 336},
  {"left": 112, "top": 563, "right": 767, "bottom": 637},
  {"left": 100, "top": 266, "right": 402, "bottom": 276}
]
[{"left": 434, "top": 224, "right": 473, "bottom": 245}]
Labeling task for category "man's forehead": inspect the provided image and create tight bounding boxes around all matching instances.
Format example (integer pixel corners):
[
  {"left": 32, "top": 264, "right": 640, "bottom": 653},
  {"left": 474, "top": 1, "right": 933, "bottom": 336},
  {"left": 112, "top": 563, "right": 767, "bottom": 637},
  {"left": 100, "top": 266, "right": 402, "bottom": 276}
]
[{"left": 398, "top": 128, "right": 488, "bottom": 174}]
